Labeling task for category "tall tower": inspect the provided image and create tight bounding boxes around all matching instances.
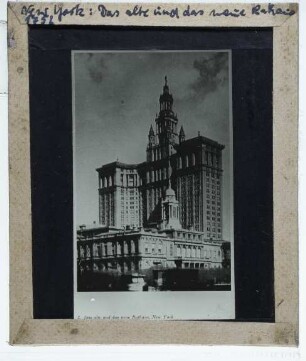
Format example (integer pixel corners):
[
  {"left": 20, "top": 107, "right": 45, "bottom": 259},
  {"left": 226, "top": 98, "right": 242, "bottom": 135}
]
[{"left": 155, "top": 76, "right": 179, "bottom": 159}]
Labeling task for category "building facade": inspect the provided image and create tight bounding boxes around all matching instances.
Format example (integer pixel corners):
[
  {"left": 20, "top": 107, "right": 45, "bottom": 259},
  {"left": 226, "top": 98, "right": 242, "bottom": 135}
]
[
  {"left": 77, "top": 226, "right": 224, "bottom": 274},
  {"left": 96, "top": 77, "right": 224, "bottom": 238},
  {"left": 77, "top": 77, "right": 228, "bottom": 274}
]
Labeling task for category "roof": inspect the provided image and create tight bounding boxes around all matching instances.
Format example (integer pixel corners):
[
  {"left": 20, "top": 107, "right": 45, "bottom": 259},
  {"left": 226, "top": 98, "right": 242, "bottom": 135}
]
[
  {"left": 96, "top": 161, "right": 139, "bottom": 172},
  {"left": 177, "top": 135, "right": 225, "bottom": 150}
]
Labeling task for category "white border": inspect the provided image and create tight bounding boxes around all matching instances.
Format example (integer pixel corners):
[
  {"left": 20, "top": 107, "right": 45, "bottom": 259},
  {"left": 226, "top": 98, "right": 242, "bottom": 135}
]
[{"left": 72, "top": 49, "right": 235, "bottom": 320}]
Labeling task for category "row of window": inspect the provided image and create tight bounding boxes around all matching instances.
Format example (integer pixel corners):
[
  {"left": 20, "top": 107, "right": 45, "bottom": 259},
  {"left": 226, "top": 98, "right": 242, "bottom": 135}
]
[
  {"left": 176, "top": 232, "right": 220, "bottom": 242},
  {"left": 99, "top": 175, "right": 113, "bottom": 188},
  {"left": 144, "top": 241, "right": 163, "bottom": 254},
  {"left": 176, "top": 245, "right": 221, "bottom": 259},
  {"left": 79, "top": 240, "right": 138, "bottom": 259},
  {"left": 207, "top": 227, "right": 222, "bottom": 232},
  {"left": 207, "top": 200, "right": 221, "bottom": 206},
  {"left": 99, "top": 174, "right": 141, "bottom": 189},
  {"left": 206, "top": 170, "right": 221, "bottom": 177},
  {"left": 207, "top": 178, "right": 221, "bottom": 184},
  {"left": 207, "top": 234, "right": 222, "bottom": 239}
]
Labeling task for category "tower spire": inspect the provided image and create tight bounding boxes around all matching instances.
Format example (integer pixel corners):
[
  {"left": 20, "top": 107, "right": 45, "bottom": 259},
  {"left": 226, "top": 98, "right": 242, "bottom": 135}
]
[
  {"left": 154, "top": 77, "right": 178, "bottom": 159},
  {"left": 163, "top": 76, "right": 170, "bottom": 95},
  {"left": 149, "top": 124, "right": 154, "bottom": 136},
  {"left": 179, "top": 125, "right": 185, "bottom": 143}
]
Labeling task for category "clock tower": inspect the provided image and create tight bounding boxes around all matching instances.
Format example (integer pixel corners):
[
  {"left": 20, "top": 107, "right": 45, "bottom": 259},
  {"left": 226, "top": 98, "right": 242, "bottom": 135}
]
[{"left": 155, "top": 76, "right": 179, "bottom": 159}]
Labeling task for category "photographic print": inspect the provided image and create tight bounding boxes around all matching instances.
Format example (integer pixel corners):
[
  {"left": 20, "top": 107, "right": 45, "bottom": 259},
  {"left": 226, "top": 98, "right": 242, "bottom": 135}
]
[
  {"left": 8, "top": 0, "right": 298, "bottom": 342},
  {"left": 73, "top": 51, "right": 235, "bottom": 319}
]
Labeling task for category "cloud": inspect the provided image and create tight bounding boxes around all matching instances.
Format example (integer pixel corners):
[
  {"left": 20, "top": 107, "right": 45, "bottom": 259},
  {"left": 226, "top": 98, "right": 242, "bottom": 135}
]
[
  {"left": 86, "top": 54, "right": 108, "bottom": 83},
  {"left": 191, "top": 52, "right": 228, "bottom": 97}
]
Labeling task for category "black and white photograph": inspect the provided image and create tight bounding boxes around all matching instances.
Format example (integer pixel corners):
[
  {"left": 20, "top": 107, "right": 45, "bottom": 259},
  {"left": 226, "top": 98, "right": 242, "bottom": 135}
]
[
  {"left": 73, "top": 51, "right": 234, "bottom": 319},
  {"left": 5, "top": 0, "right": 299, "bottom": 345}
]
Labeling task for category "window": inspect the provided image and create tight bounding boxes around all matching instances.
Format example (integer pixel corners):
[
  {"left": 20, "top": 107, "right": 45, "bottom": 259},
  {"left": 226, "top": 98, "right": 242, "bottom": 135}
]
[
  {"left": 191, "top": 247, "right": 195, "bottom": 258},
  {"left": 93, "top": 243, "right": 99, "bottom": 257},
  {"left": 178, "top": 157, "right": 182, "bottom": 169},
  {"left": 192, "top": 153, "right": 196, "bottom": 166},
  {"left": 80, "top": 247, "right": 85, "bottom": 258},
  {"left": 131, "top": 240, "right": 135, "bottom": 254},
  {"left": 128, "top": 174, "right": 135, "bottom": 187},
  {"left": 187, "top": 247, "right": 192, "bottom": 258},
  {"left": 197, "top": 248, "right": 201, "bottom": 258},
  {"left": 170, "top": 244, "right": 174, "bottom": 256}
]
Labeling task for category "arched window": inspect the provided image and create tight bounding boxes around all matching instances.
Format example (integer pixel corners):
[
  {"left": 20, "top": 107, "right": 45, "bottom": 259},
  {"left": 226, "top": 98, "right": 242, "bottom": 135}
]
[
  {"left": 178, "top": 157, "right": 182, "bottom": 169},
  {"left": 191, "top": 247, "right": 196, "bottom": 258},
  {"left": 185, "top": 155, "right": 189, "bottom": 168},
  {"left": 93, "top": 243, "right": 98, "bottom": 257},
  {"left": 80, "top": 247, "right": 85, "bottom": 258},
  {"left": 170, "top": 243, "right": 173, "bottom": 256},
  {"left": 197, "top": 247, "right": 201, "bottom": 258},
  {"left": 192, "top": 153, "right": 196, "bottom": 166},
  {"left": 131, "top": 240, "right": 135, "bottom": 254}
]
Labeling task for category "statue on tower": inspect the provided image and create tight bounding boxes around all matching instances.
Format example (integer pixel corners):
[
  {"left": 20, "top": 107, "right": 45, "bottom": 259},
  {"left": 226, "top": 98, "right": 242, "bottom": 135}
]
[{"left": 160, "top": 160, "right": 182, "bottom": 230}]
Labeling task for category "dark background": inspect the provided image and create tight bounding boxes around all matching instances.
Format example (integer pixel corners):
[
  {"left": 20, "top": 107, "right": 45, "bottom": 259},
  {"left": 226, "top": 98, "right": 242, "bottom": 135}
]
[{"left": 29, "top": 26, "right": 274, "bottom": 321}]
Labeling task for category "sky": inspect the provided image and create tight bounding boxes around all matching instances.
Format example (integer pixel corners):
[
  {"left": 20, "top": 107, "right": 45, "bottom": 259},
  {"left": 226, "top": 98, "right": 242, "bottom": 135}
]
[{"left": 73, "top": 51, "right": 232, "bottom": 240}]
